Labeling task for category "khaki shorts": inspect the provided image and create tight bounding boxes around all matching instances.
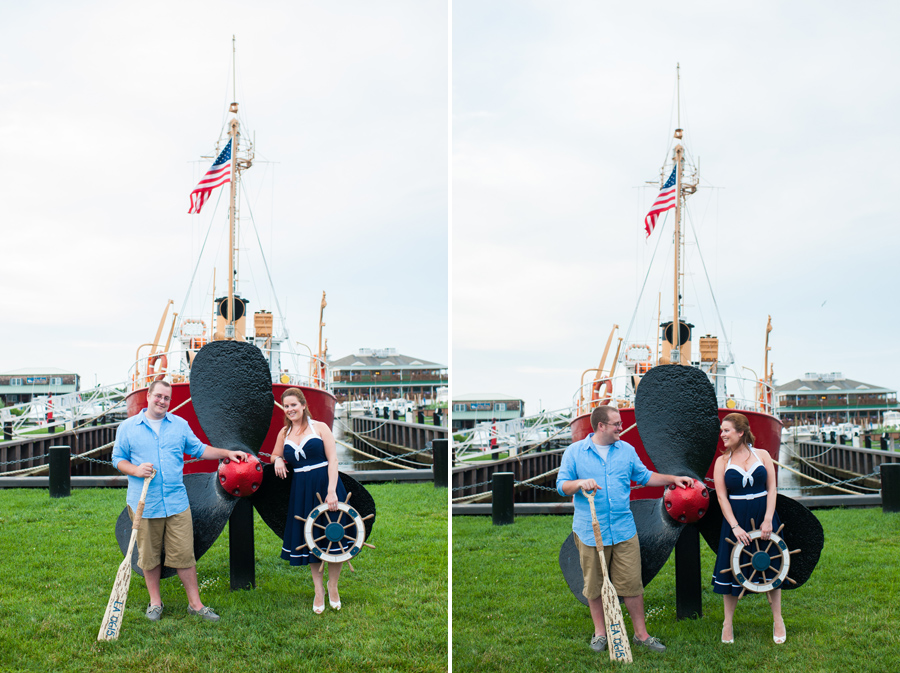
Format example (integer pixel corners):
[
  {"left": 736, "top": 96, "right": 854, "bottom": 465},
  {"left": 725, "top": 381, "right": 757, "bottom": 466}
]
[
  {"left": 574, "top": 532, "right": 643, "bottom": 599},
  {"left": 129, "top": 506, "right": 196, "bottom": 570}
]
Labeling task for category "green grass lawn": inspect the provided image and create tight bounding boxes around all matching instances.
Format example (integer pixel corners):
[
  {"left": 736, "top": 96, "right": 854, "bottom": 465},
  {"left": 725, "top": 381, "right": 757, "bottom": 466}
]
[
  {"left": 452, "top": 508, "right": 900, "bottom": 673},
  {"left": 0, "top": 483, "right": 448, "bottom": 673}
]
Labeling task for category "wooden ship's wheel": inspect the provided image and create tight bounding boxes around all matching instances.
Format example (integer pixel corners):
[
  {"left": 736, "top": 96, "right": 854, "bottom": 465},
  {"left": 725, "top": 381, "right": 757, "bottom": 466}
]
[
  {"left": 720, "top": 519, "right": 799, "bottom": 597},
  {"left": 295, "top": 493, "right": 375, "bottom": 564}
]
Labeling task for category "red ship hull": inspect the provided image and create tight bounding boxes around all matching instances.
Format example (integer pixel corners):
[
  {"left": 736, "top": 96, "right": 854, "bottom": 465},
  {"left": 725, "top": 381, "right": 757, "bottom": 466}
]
[
  {"left": 125, "top": 382, "right": 336, "bottom": 474},
  {"left": 569, "top": 407, "right": 783, "bottom": 500}
]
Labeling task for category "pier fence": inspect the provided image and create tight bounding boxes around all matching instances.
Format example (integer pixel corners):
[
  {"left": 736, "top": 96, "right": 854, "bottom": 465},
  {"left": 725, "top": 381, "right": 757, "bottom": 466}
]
[
  {"left": 0, "top": 422, "right": 120, "bottom": 476},
  {"left": 452, "top": 443, "right": 567, "bottom": 504},
  {"left": 795, "top": 440, "right": 900, "bottom": 490},
  {"left": 347, "top": 415, "right": 447, "bottom": 465}
]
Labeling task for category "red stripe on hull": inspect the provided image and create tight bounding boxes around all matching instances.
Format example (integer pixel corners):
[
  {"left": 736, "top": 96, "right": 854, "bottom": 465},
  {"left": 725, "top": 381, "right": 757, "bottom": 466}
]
[
  {"left": 125, "top": 383, "right": 336, "bottom": 474},
  {"left": 569, "top": 408, "right": 783, "bottom": 501}
]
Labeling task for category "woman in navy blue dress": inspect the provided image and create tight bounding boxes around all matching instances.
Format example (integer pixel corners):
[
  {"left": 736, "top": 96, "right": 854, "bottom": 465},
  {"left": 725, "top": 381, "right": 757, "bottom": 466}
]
[
  {"left": 272, "top": 388, "right": 350, "bottom": 614},
  {"left": 712, "top": 413, "right": 786, "bottom": 645}
]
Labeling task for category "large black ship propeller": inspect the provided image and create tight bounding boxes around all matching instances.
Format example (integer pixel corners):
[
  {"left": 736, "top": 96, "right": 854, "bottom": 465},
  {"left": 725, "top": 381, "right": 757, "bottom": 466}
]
[
  {"left": 116, "top": 340, "right": 376, "bottom": 580},
  {"left": 560, "top": 364, "right": 823, "bottom": 617}
]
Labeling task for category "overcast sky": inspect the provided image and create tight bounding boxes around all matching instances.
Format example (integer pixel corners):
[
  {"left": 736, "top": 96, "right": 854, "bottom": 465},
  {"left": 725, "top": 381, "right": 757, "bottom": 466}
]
[
  {"left": 453, "top": 1, "right": 900, "bottom": 414},
  {"left": 1, "top": 0, "right": 448, "bottom": 388}
]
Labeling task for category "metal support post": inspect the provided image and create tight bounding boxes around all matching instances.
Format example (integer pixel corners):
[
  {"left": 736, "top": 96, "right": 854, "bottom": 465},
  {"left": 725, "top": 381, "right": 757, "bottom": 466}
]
[
  {"left": 49, "top": 445, "right": 71, "bottom": 498},
  {"left": 882, "top": 463, "right": 900, "bottom": 514},
  {"left": 674, "top": 524, "right": 702, "bottom": 620},
  {"left": 229, "top": 498, "right": 256, "bottom": 590},
  {"left": 432, "top": 439, "right": 448, "bottom": 488},
  {"left": 492, "top": 472, "right": 514, "bottom": 526}
]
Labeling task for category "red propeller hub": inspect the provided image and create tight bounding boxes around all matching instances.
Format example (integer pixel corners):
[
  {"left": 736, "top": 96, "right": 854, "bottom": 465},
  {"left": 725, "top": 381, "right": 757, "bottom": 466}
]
[
  {"left": 217, "top": 454, "right": 263, "bottom": 497},
  {"left": 663, "top": 479, "right": 709, "bottom": 523}
]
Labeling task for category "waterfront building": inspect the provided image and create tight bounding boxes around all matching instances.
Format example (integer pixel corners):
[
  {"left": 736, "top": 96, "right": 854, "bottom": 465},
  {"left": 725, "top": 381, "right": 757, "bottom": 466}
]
[
  {"left": 776, "top": 372, "right": 899, "bottom": 428},
  {"left": 330, "top": 348, "right": 447, "bottom": 405},
  {"left": 451, "top": 393, "right": 524, "bottom": 431},
  {"left": 0, "top": 368, "right": 80, "bottom": 406}
]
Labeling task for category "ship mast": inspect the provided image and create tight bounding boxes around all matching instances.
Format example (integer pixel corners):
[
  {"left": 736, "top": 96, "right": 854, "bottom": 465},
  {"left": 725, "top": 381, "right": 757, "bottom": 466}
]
[
  {"left": 226, "top": 36, "right": 240, "bottom": 339},
  {"left": 671, "top": 63, "right": 685, "bottom": 365}
]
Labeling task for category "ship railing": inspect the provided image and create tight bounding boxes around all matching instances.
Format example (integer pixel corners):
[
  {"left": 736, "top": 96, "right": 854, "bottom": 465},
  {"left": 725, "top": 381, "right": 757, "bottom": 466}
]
[
  {"left": 571, "top": 368, "right": 778, "bottom": 418},
  {"left": 453, "top": 407, "right": 573, "bottom": 462},
  {"left": 126, "top": 344, "right": 332, "bottom": 393},
  {"left": 0, "top": 383, "right": 127, "bottom": 439}
]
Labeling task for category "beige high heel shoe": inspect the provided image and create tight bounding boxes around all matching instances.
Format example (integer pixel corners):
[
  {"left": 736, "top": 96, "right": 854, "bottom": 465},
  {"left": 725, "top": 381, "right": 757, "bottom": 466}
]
[
  {"left": 773, "top": 622, "right": 786, "bottom": 644},
  {"left": 721, "top": 624, "right": 734, "bottom": 644}
]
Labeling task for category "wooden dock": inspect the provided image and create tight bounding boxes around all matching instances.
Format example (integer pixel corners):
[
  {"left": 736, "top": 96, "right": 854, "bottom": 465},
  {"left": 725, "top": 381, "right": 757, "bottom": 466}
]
[
  {"left": 0, "top": 422, "right": 119, "bottom": 476},
  {"left": 451, "top": 439, "right": 569, "bottom": 503},
  {"left": 345, "top": 415, "right": 447, "bottom": 466},
  {"left": 794, "top": 440, "right": 900, "bottom": 491}
]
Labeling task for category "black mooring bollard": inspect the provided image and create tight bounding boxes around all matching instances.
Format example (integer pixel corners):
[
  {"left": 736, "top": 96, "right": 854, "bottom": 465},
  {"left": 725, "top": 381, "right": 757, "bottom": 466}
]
[
  {"left": 492, "top": 472, "right": 515, "bottom": 526},
  {"left": 49, "top": 445, "right": 71, "bottom": 498},
  {"left": 865, "top": 433, "right": 872, "bottom": 449},
  {"left": 881, "top": 435, "right": 889, "bottom": 451},
  {"left": 674, "top": 524, "right": 702, "bottom": 620},
  {"left": 882, "top": 463, "right": 900, "bottom": 514},
  {"left": 417, "top": 409, "right": 425, "bottom": 425},
  {"left": 229, "top": 498, "right": 256, "bottom": 590},
  {"left": 3, "top": 421, "right": 11, "bottom": 441},
  {"left": 432, "top": 439, "right": 448, "bottom": 488}
]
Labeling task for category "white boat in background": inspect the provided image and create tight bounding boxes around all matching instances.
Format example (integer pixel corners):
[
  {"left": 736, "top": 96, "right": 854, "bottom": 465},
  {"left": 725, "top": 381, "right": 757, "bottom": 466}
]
[
  {"left": 781, "top": 424, "right": 817, "bottom": 441},
  {"left": 881, "top": 411, "right": 900, "bottom": 430}
]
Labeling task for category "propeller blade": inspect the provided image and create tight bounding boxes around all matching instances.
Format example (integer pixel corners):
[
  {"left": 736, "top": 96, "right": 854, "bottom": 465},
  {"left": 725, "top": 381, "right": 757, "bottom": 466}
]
[
  {"left": 189, "top": 340, "right": 274, "bottom": 454},
  {"left": 558, "top": 532, "right": 589, "bottom": 606},
  {"left": 634, "top": 364, "right": 719, "bottom": 479},
  {"left": 773, "top": 494, "right": 824, "bottom": 589},
  {"left": 116, "top": 473, "right": 237, "bottom": 578},
  {"left": 632, "top": 497, "right": 684, "bottom": 586}
]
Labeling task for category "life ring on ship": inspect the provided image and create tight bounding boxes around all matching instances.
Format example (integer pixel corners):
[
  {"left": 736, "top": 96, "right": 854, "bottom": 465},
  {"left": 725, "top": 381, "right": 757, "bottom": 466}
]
[
  {"left": 147, "top": 353, "right": 168, "bottom": 382},
  {"left": 591, "top": 379, "right": 612, "bottom": 407}
]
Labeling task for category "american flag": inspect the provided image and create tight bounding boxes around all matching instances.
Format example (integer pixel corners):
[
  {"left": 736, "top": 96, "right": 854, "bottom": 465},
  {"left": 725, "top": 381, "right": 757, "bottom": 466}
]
[
  {"left": 188, "top": 138, "right": 233, "bottom": 214},
  {"left": 644, "top": 167, "right": 677, "bottom": 237}
]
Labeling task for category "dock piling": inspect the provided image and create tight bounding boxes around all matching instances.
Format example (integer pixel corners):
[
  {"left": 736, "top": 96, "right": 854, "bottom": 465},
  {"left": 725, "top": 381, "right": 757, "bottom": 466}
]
[
  {"left": 432, "top": 439, "right": 448, "bottom": 488},
  {"left": 882, "top": 463, "right": 900, "bottom": 514},
  {"left": 48, "top": 445, "right": 71, "bottom": 498},
  {"left": 492, "top": 472, "right": 515, "bottom": 525}
]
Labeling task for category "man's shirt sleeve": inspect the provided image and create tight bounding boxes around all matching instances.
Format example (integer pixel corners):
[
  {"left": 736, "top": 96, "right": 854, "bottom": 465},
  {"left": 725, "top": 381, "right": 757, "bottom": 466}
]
[
  {"left": 111, "top": 423, "right": 130, "bottom": 469},
  {"left": 183, "top": 425, "right": 207, "bottom": 459},
  {"left": 556, "top": 446, "right": 577, "bottom": 496},
  {"left": 630, "top": 448, "right": 653, "bottom": 486}
]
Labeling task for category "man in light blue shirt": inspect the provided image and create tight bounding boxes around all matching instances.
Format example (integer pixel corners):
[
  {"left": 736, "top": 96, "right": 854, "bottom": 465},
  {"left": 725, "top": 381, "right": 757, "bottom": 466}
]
[
  {"left": 557, "top": 405, "right": 691, "bottom": 654},
  {"left": 112, "top": 380, "right": 248, "bottom": 623}
]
